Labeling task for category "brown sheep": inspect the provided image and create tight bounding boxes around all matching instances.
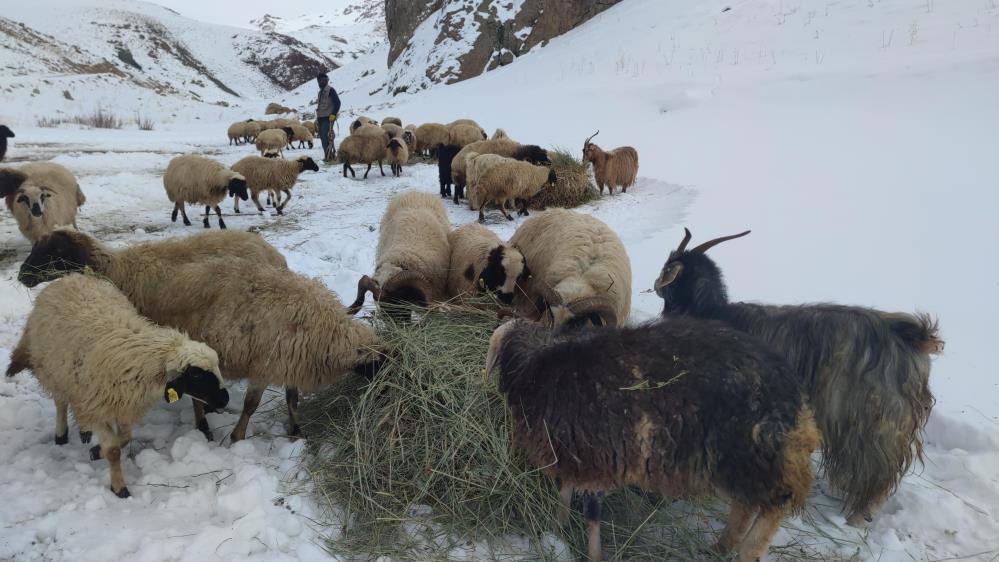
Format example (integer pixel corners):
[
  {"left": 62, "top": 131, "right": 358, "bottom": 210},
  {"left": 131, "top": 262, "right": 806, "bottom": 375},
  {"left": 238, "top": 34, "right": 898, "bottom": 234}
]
[
  {"left": 338, "top": 134, "right": 388, "bottom": 179},
  {"left": 582, "top": 131, "right": 639, "bottom": 194},
  {"left": 415, "top": 123, "right": 449, "bottom": 156},
  {"left": 386, "top": 137, "right": 409, "bottom": 177},
  {"left": 449, "top": 123, "right": 487, "bottom": 147}
]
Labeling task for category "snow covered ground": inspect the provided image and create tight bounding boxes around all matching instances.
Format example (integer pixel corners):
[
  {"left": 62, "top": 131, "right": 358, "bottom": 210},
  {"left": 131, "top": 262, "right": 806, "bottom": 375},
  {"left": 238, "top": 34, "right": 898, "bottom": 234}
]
[{"left": 2, "top": 0, "right": 998, "bottom": 560}]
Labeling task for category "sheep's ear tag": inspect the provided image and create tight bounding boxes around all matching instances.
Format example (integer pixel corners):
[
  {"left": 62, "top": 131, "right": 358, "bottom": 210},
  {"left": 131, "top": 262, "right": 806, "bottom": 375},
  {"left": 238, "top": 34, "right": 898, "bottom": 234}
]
[
  {"left": 166, "top": 388, "right": 180, "bottom": 403},
  {"left": 478, "top": 278, "right": 486, "bottom": 289},
  {"left": 81, "top": 265, "right": 95, "bottom": 276}
]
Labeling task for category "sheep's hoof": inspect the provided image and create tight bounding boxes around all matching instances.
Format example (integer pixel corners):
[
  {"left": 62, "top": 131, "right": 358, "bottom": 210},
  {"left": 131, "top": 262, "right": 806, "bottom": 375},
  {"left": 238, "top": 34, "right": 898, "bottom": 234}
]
[
  {"left": 183, "top": 219, "right": 191, "bottom": 226},
  {"left": 79, "top": 430, "right": 92, "bottom": 444},
  {"left": 89, "top": 445, "right": 102, "bottom": 461},
  {"left": 202, "top": 219, "right": 210, "bottom": 228},
  {"left": 846, "top": 512, "right": 873, "bottom": 528},
  {"left": 54, "top": 431, "right": 69, "bottom": 445},
  {"left": 234, "top": 208, "right": 240, "bottom": 214},
  {"left": 113, "top": 486, "right": 131, "bottom": 499},
  {"left": 196, "top": 418, "right": 214, "bottom": 442},
  {"left": 218, "top": 222, "right": 227, "bottom": 230}
]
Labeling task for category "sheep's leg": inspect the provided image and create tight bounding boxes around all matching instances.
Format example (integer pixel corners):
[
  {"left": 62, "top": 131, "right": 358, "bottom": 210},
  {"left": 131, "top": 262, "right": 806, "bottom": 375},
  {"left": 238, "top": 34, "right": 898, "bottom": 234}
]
[
  {"left": 171, "top": 202, "right": 180, "bottom": 223},
  {"left": 737, "top": 507, "right": 783, "bottom": 562},
  {"left": 214, "top": 206, "right": 226, "bottom": 229},
  {"left": 97, "top": 423, "right": 129, "bottom": 498},
  {"left": 500, "top": 205, "right": 514, "bottom": 221},
  {"left": 846, "top": 491, "right": 888, "bottom": 527},
  {"left": 202, "top": 205, "right": 211, "bottom": 229},
  {"left": 557, "top": 482, "right": 575, "bottom": 526},
  {"left": 378, "top": 161, "right": 385, "bottom": 176},
  {"left": 717, "top": 501, "right": 758, "bottom": 554},
  {"left": 54, "top": 401, "right": 69, "bottom": 445},
  {"left": 234, "top": 194, "right": 241, "bottom": 214},
  {"left": 79, "top": 429, "right": 92, "bottom": 444},
  {"left": 286, "top": 387, "right": 302, "bottom": 438},
  {"left": 478, "top": 207, "right": 486, "bottom": 223},
  {"left": 117, "top": 423, "right": 132, "bottom": 451},
  {"left": 251, "top": 191, "right": 265, "bottom": 213},
  {"left": 583, "top": 491, "right": 604, "bottom": 562},
  {"left": 362, "top": 163, "right": 372, "bottom": 179},
  {"left": 229, "top": 385, "right": 265, "bottom": 443},
  {"left": 177, "top": 204, "right": 191, "bottom": 226},
  {"left": 621, "top": 183, "right": 628, "bottom": 194},
  {"left": 276, "top": 190, "right": 291, "bottom": 215},
  {"left": 192, "top": 399, "right": 214, "bottom": 441},
  {"left": 517, "top": 200, "right": 530, "bottom": 217}
]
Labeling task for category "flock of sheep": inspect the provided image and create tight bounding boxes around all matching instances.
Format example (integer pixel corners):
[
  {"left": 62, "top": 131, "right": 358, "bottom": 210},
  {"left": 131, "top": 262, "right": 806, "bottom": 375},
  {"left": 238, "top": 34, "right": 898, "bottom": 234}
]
[{"left": 0, "top": 115, "right": 943, "bottom": 562}]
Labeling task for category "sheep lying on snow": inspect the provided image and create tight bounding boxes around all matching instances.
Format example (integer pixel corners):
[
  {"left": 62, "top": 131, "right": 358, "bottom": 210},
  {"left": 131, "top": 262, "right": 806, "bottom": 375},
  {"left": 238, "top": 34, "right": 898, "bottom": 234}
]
[
  {"left": 19, "top": 231, "right": 380, "bottom": 443},
  {"left": 382, "top": 117, "right": 402, "bottom": 127},
  {"left": 386, "top": 138, "right": 408, "bottom": 177},
  {"left": 7, "top": 273, "right": 228, "bottom": 498},
  {"left": 338, "top": 134, "right": 387, "bottom": 179},
  {"left": 0, "top": 125, "right": 13, "bottom": 161},
  {"left": 449, "top": 123, "right": 487, "bottom": 147},
  {"left": 446, "top": 223, "right": 528, "bottom": 304},
  {"left": 18, "top": 229, "right": 287, "bottom": 440},
  {"left": 163, "top": 154, "right": 248, "bottom": 229},
  {"left": 450, "top": 139, "right": 550, "bottom": 204},
  {"left": 415, "top": 123, "right": 449, "bottom": 155},
  {"left": 485, "top": 318, "right": 818, "bottom": 562},
  {"left": 468, "top": 155, "right": 556, "bottom": 222},
  {"left": 231, "top": 155, "right": 318, "bottom": 215},
  {"left": 288, "top": 124, "right": 314, "bottom": 149},
  {"left": 582, "top": 130, "right": 639, "bottom": 194},
  {"left": 437, "top": 144, "right": 461, "bottom": 198},
  {"left": 256, "top": 128, "right": 293, "bottom": 158},
  {"left": 0, "top": 162, "right": 86, "bottom": 244},
  {"left": 348, "top": 191, "right": 450, "bottom": 315},
  {"left": 655, "top": 228, "right": 944, "bottom": 525},
  {"left": 509, "top": 209, "right": 631, "bottom": 328}
]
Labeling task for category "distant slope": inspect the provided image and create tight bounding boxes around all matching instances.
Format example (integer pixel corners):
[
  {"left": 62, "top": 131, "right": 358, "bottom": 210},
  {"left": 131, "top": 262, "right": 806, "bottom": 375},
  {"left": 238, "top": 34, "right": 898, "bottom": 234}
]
[{"left": 249, "top": 0, "right": 385, "bottom": 67}]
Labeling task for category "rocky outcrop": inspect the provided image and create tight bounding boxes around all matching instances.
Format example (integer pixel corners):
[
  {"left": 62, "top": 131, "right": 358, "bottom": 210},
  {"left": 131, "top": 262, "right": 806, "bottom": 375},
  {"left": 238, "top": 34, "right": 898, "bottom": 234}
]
[{"left": 385, "top": 0, "right": 624, "bottom": 93}]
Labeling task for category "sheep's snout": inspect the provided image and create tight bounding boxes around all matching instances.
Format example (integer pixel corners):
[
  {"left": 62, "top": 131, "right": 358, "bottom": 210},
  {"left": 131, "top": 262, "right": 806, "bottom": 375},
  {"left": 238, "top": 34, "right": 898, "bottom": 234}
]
[
  {"left": 30, "top": 203, "right": 42, "bottom": 217},
  {"left": 497, "top": 291, "right": 514, "bottom": 305},
  {"left": 166, "top": 367, "right": 230, "bottom": 412}
]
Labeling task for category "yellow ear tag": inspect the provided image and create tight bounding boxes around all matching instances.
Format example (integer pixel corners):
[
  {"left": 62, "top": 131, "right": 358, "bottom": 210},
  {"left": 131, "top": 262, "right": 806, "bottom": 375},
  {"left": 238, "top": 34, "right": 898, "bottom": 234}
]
[
  {"left": 478, "top": 278, "right": 486, "bottom": 289},
  {"left": 81, "top": 265, "right": 95, "bottom": 276},
  {"left": 166, "top": 388, "right": 180, "bottom": 403}
]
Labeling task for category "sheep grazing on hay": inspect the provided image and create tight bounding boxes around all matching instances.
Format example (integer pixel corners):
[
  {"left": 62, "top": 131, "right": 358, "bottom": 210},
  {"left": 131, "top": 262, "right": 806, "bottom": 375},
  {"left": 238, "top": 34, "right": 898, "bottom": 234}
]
[
  {"left": 582, "top": 130, "right": 639, "bottom": 195},
  {"left": 6, "top": 273, "right": 228, "bottom": 498},
  {"left": 449, "top": 139, "right": 550, "bottom": 204},
  {"left": 485, "top": 318, "right": 819, "bottom": 562},
  {"left": 446, "top": 223, "right": 528, "bottom": 305},
  {"left": 1, "top": 163, "right": 86, "bottom": 244},
  {"left": 163, "top": 155, "right": 248, "bottom": 229},
  {"left": 0, "top": 125, "right": 13, "bottom": 161},
  {"left": 467, "top": 155, "right": 556, "bottom": 222},
  {"left": 654, "top": 228, "right": 944, "bottom": 526}
]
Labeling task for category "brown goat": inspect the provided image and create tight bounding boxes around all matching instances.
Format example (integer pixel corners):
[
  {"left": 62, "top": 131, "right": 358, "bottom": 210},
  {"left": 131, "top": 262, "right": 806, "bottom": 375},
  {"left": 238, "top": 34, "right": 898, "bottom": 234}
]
[{"left": 582, "top": 130, "right": 639, "bottom": 195}]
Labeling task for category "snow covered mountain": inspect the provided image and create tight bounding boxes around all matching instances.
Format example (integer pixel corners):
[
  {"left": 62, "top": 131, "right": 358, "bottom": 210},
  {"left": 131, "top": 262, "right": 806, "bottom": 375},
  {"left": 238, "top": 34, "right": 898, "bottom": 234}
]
[{"left": 0, "top": 0, "right": 338, "bottom": 124}]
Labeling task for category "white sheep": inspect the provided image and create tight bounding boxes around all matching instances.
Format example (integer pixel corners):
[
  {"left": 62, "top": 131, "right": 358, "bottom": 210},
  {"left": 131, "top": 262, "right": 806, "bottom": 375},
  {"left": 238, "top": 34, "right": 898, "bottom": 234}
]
[
  {"left": 446, "top": 223, "right": 528, "bottom": 305},
  {"left": 0, "top": 162, "right": 86, "bottom": 244},
  {"left": 227, "top": 122, "right": 246, "bottom": 145},
  {"left": 163, "top": 154, "right": 248, "bottom": 229},
  {"left": 337, "top": 134, "right": 388, "bottom": 179},
  {"left": 508, "top": 209, "right": 632, "bottom": 328},
  {"left": 255, "top": 128, "right": 293, "bottom": 158},
  {"left": 288, "top": 124, "right": 314, "bottom": 149},
  {"left": 19, "top": 232, "right": 381, "bottom": 443},
  {"left": 6, "top": 273, "right": 228, "bottom": 498},
  {"left": 468, "top": 155, "right": 556, "bottom": 222},
  {"left": 231, "top": 155, "right": 319, "bottom": 215}
]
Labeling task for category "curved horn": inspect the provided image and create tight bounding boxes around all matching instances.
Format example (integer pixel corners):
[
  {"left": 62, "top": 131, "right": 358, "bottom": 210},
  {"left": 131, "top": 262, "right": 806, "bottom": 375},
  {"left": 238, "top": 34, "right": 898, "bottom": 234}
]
[
  {"left": 346, "top": 275, "right": 380, "bottom": 315},
  {"left": 674, "top": 227, "right": 693, "bottom": 255},
  {"left": 381, "top": 270, "right": 435, "bottom": 306},
  {"left": 583, "top": 130, "right": 600, "bottom": 147},
  {"left": 690, "top": 230, "right": 751, "bottom": 254},
  {"left": 567, "top": 295, "right": 619, "bottom": 327}
]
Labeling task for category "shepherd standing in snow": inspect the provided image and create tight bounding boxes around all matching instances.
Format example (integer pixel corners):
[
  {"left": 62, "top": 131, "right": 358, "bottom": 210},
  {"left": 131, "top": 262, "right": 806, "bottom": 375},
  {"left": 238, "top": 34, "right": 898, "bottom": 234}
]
[{"left": 316, "top": 73, "right": 341, "bottom": 162}]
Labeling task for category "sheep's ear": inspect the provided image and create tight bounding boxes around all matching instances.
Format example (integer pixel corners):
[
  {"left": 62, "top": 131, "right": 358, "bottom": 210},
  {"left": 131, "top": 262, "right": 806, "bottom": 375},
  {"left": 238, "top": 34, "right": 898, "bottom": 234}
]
[{"left": 0, "top": 168, "right": 28, "bottom": 198}]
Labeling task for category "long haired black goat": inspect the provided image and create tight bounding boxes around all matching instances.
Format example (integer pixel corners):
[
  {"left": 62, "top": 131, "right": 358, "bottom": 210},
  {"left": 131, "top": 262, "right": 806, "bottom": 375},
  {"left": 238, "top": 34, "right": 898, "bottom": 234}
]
[
  {"left": 654, "top": 228, "right": 943, "bottom": 526},
  {"left": 485, "top": 318, "right": 819, "bottom": 562}
]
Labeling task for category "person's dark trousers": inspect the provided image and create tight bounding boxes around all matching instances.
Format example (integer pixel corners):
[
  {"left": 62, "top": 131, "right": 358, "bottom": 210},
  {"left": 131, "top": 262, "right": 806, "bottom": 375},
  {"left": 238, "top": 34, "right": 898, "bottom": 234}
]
[{"left": 318, "top": 118, "right": 335, "bottom": 160}]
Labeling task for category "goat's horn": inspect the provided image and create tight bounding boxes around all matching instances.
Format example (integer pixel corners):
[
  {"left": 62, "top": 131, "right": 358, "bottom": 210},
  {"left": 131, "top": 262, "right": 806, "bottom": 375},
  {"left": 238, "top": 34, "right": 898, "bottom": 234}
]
[
  {"left": 567, "top": 296, "right": 618, "bottom": 327},
  {"left": 690, "top": 230, "right": 751, "bottom": 254},
  {"left": 381, "top": 270, "right": 435, "bottom": 306},
  {"left": 675, "top": 227, "right": 693, "bottom": 255},
  {"left": 346, "top": 275, "right": 379, "bottom": 315},
  {"left": 583, "top": 130, "right": 600, "bottom": 146}
]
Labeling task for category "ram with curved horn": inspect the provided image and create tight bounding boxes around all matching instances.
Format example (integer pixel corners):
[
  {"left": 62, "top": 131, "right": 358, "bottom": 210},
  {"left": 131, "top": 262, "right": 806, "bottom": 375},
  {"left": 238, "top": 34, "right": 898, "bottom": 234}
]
[
  {"left": 508, "top": 209, "right": 631, "bottom": 328},
  {"left": 654, "top": 227, "right": 944, "bottom": 527},
  {"left": 582, "top": 130, "right": 639, "bottom": 195},
  {"left": 348, "top": 192, "right": 450, "bottom": 319}
]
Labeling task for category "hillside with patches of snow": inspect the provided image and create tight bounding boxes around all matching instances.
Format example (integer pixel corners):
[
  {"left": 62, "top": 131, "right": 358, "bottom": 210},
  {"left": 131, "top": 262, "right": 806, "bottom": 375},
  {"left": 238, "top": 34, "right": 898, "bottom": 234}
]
[{"left": 249, "top": 0, "right": 385, "bottom": 67}]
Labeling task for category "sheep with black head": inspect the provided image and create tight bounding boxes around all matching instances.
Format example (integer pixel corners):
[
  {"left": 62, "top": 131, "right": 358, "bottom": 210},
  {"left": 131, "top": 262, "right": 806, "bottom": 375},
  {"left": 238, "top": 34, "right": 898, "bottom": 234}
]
[
  {"left": 485, "top": 318, "right": 819, "bottom": 562},
  {"left": 654, "top": 228, "right": 944, "bottom": 526}
]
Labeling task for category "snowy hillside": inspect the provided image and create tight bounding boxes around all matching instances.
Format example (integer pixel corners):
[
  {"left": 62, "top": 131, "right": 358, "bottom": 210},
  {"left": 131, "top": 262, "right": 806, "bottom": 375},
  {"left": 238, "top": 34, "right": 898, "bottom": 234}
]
[
  {"left": 1, "top": 0, "right": 998, "bottom": 561},
  {"left": 0, "top": 0, "right": 337, "bottom": 125},
  {"left": 249, "top": 0, "right": 385, "bottom": 67}
]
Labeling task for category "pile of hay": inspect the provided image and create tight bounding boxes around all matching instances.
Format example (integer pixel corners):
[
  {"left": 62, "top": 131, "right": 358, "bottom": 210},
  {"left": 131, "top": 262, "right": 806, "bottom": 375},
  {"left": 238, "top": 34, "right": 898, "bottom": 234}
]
[
  {"left": 299, "top": 303, "right": 849, "bottom": 560},
  {"left": 529, "top": 148, "right": 599, "bottom": 210}
]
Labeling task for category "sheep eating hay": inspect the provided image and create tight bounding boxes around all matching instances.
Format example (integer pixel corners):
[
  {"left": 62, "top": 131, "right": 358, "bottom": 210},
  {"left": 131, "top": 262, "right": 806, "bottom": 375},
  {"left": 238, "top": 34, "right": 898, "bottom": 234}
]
[
  {"left": 467, "top": 154, "right": 556, "bottom": 222},
  {"left": 485, "top": 318, "right": 819, "bottom": 562},
  {"left": 654, "top": 228, "right": 944, "bottom": 525},
  {"left": 446, "top": 223, "right": 528, "bottom": 305},
  {"left": 6, "top": 273, "right": 229, "bottom": 498},
  {"left": 163, "top": 154, "right": 248, "bottom": 229},
  {"left": 1, "top": 162, "right": 86, "bottom": 244}
]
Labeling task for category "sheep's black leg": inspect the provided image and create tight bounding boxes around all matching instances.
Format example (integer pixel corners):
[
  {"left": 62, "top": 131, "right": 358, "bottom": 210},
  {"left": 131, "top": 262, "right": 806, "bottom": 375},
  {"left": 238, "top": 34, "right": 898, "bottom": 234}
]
[
  {"left": 171, "top": 202, "right": 180, "bottom": 222},
  {"left": 500, "top": 206, "right": 514, "bottom": 221},
  {"left": 230, "top": 386, "right": 265, "bottom": 443},
  {"left": 55, "top": 402, "right": 69, "bottom": 445},
  {"left": 251, "top": 191, "right": 265, "bottom": 213},
  {"left": 478, "top": 208, "right": 486, "bottom": 223},
  {"left": 215, "top": 206, "right": 226, "bottom": 229},
  {"left": 584, "top": 492, "right": 604, "bottom": 562},
  {"left": 517, "top": 200, "right": 530, "bottom": 217},
  {"left": 178, "top": 204, "right": 191, "bottom": 226},
  {"left": 363, "top": 163, "right": 372, "bottom": 179},
  {"left": 286, "top": 387, "right": 302, "bottom": 438},
  {"left": 192, "top": 400, "right": 214, "bottom": 441},
  {"left": 378, "top": 161, "right": 385, "bottom": 176},
  {"left": 79, "top": 430, "right": 92, "bottom": 444},
  {"left": 203, "top": 205, "right": 211, "bottom": 228}
]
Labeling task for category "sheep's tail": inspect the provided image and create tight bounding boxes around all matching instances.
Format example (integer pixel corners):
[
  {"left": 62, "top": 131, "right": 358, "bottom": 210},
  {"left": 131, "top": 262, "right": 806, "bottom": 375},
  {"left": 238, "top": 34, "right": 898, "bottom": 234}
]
[
  {"left": 887, "top": 312, "right": 944, "bottom": 355},
  {"left": 774, "top": 404, "right": 820, "bottom": 514},
  {"left": 6, "top": 336, "right": 31, "bottom": 377}
]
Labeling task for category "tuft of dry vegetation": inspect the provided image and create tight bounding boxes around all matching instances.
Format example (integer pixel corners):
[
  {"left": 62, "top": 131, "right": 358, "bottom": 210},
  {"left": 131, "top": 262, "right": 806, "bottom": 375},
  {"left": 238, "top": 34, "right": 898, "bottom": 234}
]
[
  {"left": 37, "top": 108, "right": 124, "bottom": 129},
  {"left": 528, "top": 147, "right": 599, "bottom": 210}
]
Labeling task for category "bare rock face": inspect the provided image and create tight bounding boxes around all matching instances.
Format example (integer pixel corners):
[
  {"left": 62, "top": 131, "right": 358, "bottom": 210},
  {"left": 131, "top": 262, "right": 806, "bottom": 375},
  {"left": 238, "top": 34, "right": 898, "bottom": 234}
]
[{"left": 384, "top": 0, "right": 623, "bottom": 94}]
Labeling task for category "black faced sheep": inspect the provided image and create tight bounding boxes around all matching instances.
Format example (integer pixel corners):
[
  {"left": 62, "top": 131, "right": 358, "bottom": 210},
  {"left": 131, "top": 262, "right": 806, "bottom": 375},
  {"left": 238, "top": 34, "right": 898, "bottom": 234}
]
[
  {"left": 451, "top": 140, "right": 550, "bottom": 204},
  {"left": 654, "top": 228, "right": 944, "bottom": 525},
  {"left": 470, "top": 156, "right": 556, "bottom": 222},
  {"left": 485, "top": 318, "right": 819, "bottom": 562},
  {"left": 386, "top": 137, "right": 409, "bottom": 177},
  {"left": 582, "top": 131, "right": 639, "bottom": 195},
  {"left": 163, "top": 155, "right": 248, "bottom": 229},
  {"left": 1, "top": 162, "right": 86, "bottom": 244},
  {"left": 7, "top": 273, "right": 228, "bottom": 498},
  {"left": 446, "top": 223, "right": 528, "bottom": 305},
  {"left": 230, "top": 155, "right": 319, "bottom": 215},
  {"left": 256, "top": 128, "right": 294, "bottom": 158}
]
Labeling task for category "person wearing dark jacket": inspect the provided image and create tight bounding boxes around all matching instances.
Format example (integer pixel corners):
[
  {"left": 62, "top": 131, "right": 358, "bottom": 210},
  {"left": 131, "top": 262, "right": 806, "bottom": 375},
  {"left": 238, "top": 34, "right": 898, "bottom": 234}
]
[{"left": 315, "top": 73, "right": 341, "bottom": 161}]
